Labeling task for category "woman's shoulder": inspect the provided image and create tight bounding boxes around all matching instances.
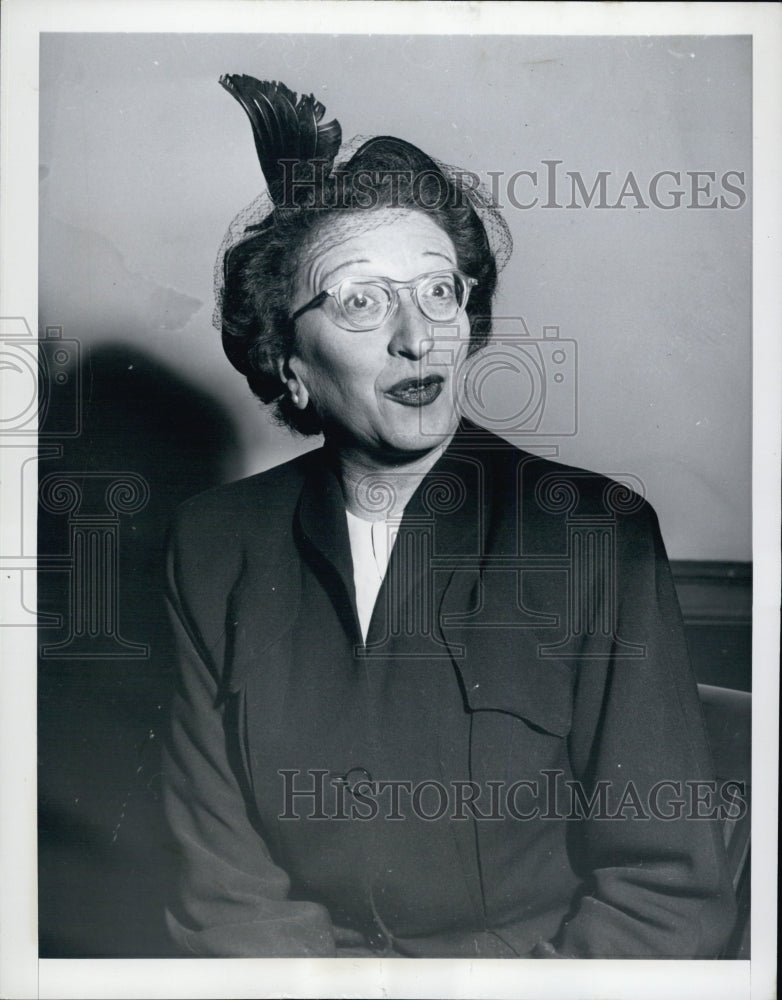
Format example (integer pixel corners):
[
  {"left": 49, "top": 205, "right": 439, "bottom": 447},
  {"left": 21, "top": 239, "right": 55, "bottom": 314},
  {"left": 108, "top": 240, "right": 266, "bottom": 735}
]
[
  {"left": 170, "top": 446, "right": 324, "bottom": 540},
  {"left": 456, "top": 421, "right": 655, "bottom": 525}
]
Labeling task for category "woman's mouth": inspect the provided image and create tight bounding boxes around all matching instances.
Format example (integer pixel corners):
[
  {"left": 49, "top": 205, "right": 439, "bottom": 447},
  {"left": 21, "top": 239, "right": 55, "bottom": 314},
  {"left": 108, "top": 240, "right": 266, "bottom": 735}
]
[{"left": 384, "top": 375, "right": 445, "bottom": 407}]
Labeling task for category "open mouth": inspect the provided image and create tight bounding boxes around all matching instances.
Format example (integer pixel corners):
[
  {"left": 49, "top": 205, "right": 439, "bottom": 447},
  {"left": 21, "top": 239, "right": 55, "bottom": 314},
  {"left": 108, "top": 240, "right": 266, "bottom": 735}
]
[{"left": 384, "top": 375, "right": 445, "bottom": 407}]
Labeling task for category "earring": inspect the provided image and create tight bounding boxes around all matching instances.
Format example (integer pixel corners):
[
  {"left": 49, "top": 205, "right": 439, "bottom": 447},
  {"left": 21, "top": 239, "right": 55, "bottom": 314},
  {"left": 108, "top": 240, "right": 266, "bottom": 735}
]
[{"left": 286, "top": 378, "right": 308, "bottom": 409}]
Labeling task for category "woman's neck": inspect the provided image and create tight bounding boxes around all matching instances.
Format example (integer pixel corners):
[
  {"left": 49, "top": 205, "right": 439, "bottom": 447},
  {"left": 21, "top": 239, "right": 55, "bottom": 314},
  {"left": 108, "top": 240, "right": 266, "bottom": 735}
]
[{"left": 334, "top": 437, "right": 454, "bottom": 520}]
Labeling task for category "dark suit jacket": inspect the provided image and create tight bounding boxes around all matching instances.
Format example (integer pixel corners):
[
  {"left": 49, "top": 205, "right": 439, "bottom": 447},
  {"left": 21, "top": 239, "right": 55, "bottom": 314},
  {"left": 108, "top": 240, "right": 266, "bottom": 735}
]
[{"left": 162, "top": 420, "right": 736, "bottom": 958}]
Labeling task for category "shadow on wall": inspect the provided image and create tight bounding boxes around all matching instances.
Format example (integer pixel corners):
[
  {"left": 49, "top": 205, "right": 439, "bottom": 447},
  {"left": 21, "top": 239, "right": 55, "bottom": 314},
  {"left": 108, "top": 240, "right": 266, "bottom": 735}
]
[{"left": 38, "top": 341, "right": 240, "bottom": 957}]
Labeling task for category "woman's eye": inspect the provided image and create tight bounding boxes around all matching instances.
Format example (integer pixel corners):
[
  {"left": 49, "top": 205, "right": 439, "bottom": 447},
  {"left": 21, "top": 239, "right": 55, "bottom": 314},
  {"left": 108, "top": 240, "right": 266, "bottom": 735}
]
[
  {"left": 342, "top": 284, "right": 386, "bottom": 316},
  {"left": 426, "top": 281, "right": 456, "bottom": 301},
  {"left": 345, "top": 293, "right": 381, "bottom": 314}
]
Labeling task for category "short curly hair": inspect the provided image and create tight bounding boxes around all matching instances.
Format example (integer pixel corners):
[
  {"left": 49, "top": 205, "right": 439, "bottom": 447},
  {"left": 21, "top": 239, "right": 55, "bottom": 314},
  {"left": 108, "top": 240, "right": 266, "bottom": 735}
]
[{"left": 220, "top": 136, "right": 498, "bottom": 435}]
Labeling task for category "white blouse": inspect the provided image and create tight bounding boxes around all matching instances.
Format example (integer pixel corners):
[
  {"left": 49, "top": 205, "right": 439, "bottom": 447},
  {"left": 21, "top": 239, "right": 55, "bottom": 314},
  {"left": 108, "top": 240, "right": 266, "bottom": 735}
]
[{"left": 345, "top": 510, "right": 400, "bottom": 642}]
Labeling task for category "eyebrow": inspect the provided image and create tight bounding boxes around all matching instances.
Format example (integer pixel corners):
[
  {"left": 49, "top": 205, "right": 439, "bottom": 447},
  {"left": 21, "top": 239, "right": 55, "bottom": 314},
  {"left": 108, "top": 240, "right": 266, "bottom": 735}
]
[
  {"left": 320, "top": 250, "right": 456, "bottom": 287},
  {"left": 321, "top": 258, "right": 371, "bottom": 286}
]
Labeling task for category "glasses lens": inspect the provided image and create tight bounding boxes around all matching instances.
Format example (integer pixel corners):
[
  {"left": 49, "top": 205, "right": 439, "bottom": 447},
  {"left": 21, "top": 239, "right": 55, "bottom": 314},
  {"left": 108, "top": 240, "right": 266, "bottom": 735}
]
[
  {"left": 335, "top": 280, "right": 392, "bottom": 329},
  {"left": 417, "top": 272, "right": 466, "bottom": 322}
]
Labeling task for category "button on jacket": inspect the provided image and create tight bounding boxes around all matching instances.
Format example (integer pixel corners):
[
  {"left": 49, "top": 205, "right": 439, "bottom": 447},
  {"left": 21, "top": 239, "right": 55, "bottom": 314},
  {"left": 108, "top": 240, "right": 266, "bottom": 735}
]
[{"left": 162, "top": 420, "right": 736, "bottom": 957}]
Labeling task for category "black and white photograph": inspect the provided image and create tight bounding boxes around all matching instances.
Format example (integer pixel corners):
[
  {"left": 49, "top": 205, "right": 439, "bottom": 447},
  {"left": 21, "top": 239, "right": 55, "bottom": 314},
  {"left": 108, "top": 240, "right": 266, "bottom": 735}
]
[{"left": 0, "top": 2, "right": 779, "bottom": 998}]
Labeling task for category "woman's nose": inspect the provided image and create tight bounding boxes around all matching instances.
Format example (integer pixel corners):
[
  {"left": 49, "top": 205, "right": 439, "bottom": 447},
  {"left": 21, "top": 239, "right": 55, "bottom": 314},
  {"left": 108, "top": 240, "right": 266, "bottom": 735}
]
[{"left": 387, "top": 292, "right": 435, "bottom": 360}]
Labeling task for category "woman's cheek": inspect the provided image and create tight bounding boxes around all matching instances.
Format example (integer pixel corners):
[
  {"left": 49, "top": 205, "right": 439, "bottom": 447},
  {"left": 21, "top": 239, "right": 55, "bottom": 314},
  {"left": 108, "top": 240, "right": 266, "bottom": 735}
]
[{"left": 303, "top": 364, "right": 373, "bottom": 430}]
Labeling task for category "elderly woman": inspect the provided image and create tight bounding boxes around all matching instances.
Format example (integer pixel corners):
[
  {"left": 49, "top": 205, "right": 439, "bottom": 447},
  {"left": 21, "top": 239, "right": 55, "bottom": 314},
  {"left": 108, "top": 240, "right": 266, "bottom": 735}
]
[{"left": 162, "top": 76, "right": 736, "bottom": 958}]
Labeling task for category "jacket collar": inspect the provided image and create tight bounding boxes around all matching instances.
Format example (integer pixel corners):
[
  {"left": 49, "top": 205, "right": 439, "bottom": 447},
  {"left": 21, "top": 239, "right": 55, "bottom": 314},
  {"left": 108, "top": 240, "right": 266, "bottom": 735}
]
[
  {"left": 291, "top": 423, "right": 495, "bottom": 645},
  {"left": 300, "top": 419, "right": 498, "bottom": 547},
  {"left": 296, "top": 449, "right": 355, "bottom": 596}
]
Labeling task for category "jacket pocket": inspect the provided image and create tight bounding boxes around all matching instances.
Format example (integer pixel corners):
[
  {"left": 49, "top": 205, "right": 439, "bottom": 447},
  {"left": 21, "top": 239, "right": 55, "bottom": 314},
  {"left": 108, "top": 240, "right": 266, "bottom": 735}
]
[{"left": 442, "top": 620, "right": 574, "bottom": 738}]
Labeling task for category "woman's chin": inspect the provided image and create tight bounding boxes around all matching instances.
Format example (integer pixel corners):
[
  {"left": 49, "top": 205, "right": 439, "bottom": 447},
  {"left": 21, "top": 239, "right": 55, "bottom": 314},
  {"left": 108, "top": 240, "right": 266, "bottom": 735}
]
[
  {"left": 373, "top": 409, "right": 459, "bottom": 460},
  {"left": 323, "top": 397, "right": 460, "bottom": 463}
]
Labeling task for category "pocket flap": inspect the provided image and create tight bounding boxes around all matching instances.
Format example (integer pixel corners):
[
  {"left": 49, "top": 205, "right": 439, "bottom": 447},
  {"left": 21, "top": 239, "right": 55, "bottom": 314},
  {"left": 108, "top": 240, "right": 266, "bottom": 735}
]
[{"left": 442, "top": 621, "right": 574, "bottom": 737}]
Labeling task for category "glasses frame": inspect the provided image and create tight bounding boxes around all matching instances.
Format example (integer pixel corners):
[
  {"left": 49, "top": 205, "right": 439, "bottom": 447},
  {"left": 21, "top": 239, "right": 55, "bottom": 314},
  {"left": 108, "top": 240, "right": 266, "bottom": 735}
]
[{"left": 289, "top": 269, "right": 478, "bottom": 332}]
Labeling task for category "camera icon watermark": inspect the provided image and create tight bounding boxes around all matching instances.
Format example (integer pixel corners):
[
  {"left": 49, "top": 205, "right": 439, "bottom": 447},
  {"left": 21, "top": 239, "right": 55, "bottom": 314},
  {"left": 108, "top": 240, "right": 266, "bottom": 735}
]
[
  {"left": 1, "top": 318, "right": 148, "bottom": 654},
  {"left": 423, "top": 316, "right": 577, "bottom": 441},
  {"left": 1, "top": 318, "right": 83, "bottom": 625},
  {"left": 0, "top": 318, "right": 82, "bottom": 438}
]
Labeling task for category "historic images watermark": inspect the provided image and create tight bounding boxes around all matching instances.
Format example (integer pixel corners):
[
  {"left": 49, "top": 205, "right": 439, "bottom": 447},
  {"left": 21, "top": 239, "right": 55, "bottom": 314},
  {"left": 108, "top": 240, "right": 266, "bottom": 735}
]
[
  {"left": 272, "top": 160, "right": 747, "bottom": 212},
  {"left": 278, "top": 768, "right": 748, "bottom": 823}
]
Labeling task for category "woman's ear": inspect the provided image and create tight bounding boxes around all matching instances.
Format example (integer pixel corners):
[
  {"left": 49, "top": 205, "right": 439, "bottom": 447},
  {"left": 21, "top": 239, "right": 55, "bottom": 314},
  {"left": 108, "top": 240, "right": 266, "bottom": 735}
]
[{"left": 277, "top": 356, "right": 309, "bottom": 410}]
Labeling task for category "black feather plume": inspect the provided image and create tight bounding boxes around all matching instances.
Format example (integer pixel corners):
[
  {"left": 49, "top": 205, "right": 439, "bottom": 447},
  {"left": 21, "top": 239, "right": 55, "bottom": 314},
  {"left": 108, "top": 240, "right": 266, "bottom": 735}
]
[{"left": 219, "top": 75, "right": 342, "bottom": 205}]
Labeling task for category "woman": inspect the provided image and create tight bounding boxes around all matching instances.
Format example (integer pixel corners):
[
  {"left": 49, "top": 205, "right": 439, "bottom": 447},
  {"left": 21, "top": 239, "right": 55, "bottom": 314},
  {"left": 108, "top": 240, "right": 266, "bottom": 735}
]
[{"left": 162, "top": 75, "right": 736, "bottom": 958}]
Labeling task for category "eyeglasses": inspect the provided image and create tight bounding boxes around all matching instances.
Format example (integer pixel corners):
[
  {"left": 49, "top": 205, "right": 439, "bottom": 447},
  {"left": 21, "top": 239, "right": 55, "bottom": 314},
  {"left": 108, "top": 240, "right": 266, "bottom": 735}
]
[{"left": 290, "top": 269, "right": 478, "bottom": 332}]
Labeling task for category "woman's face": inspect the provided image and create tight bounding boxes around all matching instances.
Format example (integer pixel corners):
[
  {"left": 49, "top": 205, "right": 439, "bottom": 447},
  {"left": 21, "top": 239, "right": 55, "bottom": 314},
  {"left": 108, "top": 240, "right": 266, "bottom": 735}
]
[{"left": 285, "top": 209, "right": 471, "bottom": 462}]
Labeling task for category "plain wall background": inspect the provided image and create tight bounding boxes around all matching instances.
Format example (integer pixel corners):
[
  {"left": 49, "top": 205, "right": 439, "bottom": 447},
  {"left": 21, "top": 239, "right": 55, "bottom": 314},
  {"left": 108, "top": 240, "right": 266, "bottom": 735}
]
[{"left": 38, "top": 33, "right": 752, "bottom": 560}]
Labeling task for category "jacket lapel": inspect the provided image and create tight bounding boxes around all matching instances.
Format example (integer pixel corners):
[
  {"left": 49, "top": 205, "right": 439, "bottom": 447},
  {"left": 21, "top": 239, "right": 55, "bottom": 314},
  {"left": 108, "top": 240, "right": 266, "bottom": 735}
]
[
  {"left": 296, "top": 456, "right": 353, "bottom": 589},
  {"left": 361, "top": 427, "right": 490, "bottom": 656},
  {"left": 434, "top": 425, "right": 575, "bottom": 738},
  {"left": 295, "top": 451, "right": 362, "bottom": 643},
  {"left": 226, "top": 449, "right": 354, "bottom": 693}
]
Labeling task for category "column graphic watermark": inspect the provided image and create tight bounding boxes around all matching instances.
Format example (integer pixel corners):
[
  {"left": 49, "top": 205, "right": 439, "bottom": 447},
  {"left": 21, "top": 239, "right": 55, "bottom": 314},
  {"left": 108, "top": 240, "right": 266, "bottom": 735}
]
[{"left": 39, "top": 472, "right": 150, "bottom": 659}]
